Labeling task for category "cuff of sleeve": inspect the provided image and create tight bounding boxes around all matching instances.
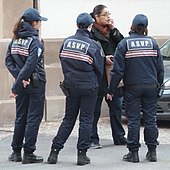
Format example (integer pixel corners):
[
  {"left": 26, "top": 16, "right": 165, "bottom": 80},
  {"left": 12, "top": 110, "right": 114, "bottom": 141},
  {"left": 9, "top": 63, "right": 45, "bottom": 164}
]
[{"left": 12, "top": 81, "right": 23, "bottom": 94}]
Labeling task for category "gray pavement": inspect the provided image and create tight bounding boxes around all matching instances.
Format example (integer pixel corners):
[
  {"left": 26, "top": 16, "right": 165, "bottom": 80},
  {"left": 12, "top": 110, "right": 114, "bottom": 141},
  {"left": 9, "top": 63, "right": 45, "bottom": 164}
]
[{"left": 1, "top": 133, "right": 170, "bottom": 170}]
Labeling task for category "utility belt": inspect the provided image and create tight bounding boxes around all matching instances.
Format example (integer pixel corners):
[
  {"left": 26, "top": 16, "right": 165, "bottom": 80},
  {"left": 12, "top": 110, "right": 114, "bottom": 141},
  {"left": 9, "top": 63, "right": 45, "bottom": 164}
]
[
  {"left": 125, "top": 83, "right": 158, "bottom": 90},
  {"left": 59, "top": 81, "right": 98, "bottom": 97}
]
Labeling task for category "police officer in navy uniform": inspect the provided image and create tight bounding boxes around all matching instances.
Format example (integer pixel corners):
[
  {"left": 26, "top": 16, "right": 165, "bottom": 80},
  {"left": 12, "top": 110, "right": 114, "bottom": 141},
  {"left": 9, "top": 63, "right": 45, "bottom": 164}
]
[
  {"left": 5, "top": 8, "right": 47, "bottom": 164},
  {"left": 107, "top": 14, "right": 164, "bottom": 163},
  {"left": 47, "top": 13, "right": 104, "bottom": 166}
]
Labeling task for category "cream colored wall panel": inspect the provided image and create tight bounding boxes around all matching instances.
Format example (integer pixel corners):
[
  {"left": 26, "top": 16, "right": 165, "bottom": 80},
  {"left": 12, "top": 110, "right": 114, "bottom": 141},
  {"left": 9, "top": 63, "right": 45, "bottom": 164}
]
[{"left": 3, "top": 0, "right": 33, "bottom": 38}]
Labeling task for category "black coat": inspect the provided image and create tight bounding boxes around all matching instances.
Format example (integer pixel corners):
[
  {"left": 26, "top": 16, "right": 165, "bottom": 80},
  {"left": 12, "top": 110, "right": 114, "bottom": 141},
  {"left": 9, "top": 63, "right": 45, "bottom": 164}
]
[{"left": 90, "top": 26, "right": 124, "bottom": 96}]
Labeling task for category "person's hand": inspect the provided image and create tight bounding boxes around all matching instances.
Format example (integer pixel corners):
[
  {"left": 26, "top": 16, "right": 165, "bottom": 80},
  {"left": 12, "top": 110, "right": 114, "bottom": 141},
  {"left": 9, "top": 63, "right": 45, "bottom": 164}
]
[
  {"left": 22, "top": 79, "right": 30, "bottom": 88},
  {"left": 9, "top": 91, "right": 17, "bottom": 98},
  {"left": 106, "top": 55, "right": 113, "bottom": 65},
  {"left": 108, "top": 19, "right": 115, "bottom": 29},
  {"left": 106, "top": 93, "right": 113, "bottom": 101}
]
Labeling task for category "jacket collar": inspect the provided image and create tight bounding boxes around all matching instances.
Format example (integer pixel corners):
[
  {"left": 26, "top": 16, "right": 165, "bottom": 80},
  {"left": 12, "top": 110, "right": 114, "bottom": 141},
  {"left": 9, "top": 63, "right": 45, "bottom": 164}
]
[
  {"left": 91, "top": 26, "right": 109, "bottom": 42},
  {"left": 17, "top": 21, "right": 38, "bottom": 38},
  {"left": 76, "top": 29, "right": 90, "bottom": 37}
]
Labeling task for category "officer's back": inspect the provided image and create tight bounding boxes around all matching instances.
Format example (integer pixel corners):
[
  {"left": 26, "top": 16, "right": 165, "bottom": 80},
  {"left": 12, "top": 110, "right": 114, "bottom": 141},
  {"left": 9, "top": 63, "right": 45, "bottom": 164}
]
[{"left": 60, "top": 24, "right": 104, "bottom": 89}]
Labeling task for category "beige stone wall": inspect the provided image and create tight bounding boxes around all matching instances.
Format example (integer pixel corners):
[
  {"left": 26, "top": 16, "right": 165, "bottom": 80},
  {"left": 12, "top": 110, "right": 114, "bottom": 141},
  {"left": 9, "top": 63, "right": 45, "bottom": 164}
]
[
  {"left": 0, "top": 0, "right": 2, "bottom": 38},
  {"left": 1, "top": 0, "right": 33, "bottom": 39},
  {"left": 0, "top": 0, "right": 34, "bottom": 125},
  {"left": 0, "top": 39, "right": 14, "bottom": 100}
]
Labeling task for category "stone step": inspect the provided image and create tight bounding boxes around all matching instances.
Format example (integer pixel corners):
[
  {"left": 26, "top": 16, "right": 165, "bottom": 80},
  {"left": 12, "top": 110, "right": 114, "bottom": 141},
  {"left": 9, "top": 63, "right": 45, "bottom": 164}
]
[
  {"left": 0, "top": 95, "right": 109, "bottom": 126},
  {"left": 45, "top": 95, "right": 65, "bottom": 121},
  {"left": 45, "top": 63, "right": 64, "bottom": 96},
  {"left": 0, "top": 99, "right": 15, "bottom": 125},
  {"left": 0, "top": 96, "right": 65, "bottom": 126}
]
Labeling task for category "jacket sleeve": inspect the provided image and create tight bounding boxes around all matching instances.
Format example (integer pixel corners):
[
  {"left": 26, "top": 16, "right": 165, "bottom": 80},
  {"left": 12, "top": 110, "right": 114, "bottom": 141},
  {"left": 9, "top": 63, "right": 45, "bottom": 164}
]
[
  {"left": 108, "top": 41, "right": 125, "bottom": 94},
  {"left": 91, "top": 42, "right": 104, "bottom": 81},
  {"left": 5, "top": 42, "right": 20, "bottom": 78},
  {"left": 12, "top": 38, "right": 42, "bottom": 94}
]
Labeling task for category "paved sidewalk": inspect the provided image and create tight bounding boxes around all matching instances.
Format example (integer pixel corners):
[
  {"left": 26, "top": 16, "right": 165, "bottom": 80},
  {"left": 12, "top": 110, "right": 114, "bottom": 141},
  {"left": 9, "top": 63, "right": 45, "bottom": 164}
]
[{"left": 1, "top": 118, "right": 170, "bottom": 170}]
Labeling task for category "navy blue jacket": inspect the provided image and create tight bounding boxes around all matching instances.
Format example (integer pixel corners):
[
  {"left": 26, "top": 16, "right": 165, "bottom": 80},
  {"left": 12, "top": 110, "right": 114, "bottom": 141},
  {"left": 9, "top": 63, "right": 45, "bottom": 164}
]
[
  {"left": 109, "top": 32, "right": 164, "bottom": 94},
  {"left": 5, "top": 21, "right": 46, "bottom": 94},
  {"left": 60, "top": 29, "right": 104, "bottom": 89}
]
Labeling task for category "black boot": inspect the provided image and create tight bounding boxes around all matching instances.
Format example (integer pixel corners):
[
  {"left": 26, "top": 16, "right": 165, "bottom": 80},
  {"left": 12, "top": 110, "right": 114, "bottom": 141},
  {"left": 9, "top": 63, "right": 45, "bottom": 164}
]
[
  {"left": 123, "top": 151, "right": 139, "bottom": 163},
  {"left": 22, "top": 153, "right": 43, "bottom": 164},
  {"left": 77, "top": 150, "right": 90, "bottom": 166},
  {"left": 47, "top": 149, "right": 59, "bottom": 164},
  {"left": 146, "top": 146, "right": 157, "bottom": 162},
  {"left": 8, "top": 151, "right": 22, "bottom": 162}
]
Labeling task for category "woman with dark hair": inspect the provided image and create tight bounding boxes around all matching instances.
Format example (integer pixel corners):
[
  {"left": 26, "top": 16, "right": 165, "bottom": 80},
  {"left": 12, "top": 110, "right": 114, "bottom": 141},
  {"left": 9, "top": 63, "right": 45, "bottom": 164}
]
[
  {"left": 5, "top": 8, "right": 47, "bottom": 164},
  {"left": 90, "top": 4, "right": 127, "bottom": 149}
]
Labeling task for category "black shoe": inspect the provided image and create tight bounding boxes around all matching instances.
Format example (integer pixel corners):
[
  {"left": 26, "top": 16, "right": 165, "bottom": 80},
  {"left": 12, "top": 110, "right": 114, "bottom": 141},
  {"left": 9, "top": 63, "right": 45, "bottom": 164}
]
[
  {"left": 146, "top": 150, "right": 157, "bottom": 162},
  {"left": 123, "top": 151, "right": 139, "bottom": 163},
  {"left": 8, "top": 151, "right": 22, "bottom": 162},
  {"left": 47, "top": 149, "right": 59, "bottom": 164},
  {"left": 77, "top": 155, "right": 90, "bottom": 166},
  {"left": 22, "top": 153, "right": 43, "bottom": 164},
  {"left": 114, "top": 137, "right": 127, "bottom": 145},
  {"left": 90, "top": 142, "right": 102, "bottom": 149}
]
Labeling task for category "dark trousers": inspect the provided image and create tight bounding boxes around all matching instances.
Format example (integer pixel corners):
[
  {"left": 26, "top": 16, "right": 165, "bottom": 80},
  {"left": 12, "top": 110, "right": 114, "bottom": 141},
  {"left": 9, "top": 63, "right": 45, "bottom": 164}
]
[
  {"left": 91, "top": 94, "right": 125, "bottom": 144},
  {"left": 124, "top": 88, "right": 158, "bottom": 151},
  {"left": 12, "top": 81, "right": 45, "bottom": 153},
  {"left": 52, "top": 88, "right": 98, "bottom": 151}
]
